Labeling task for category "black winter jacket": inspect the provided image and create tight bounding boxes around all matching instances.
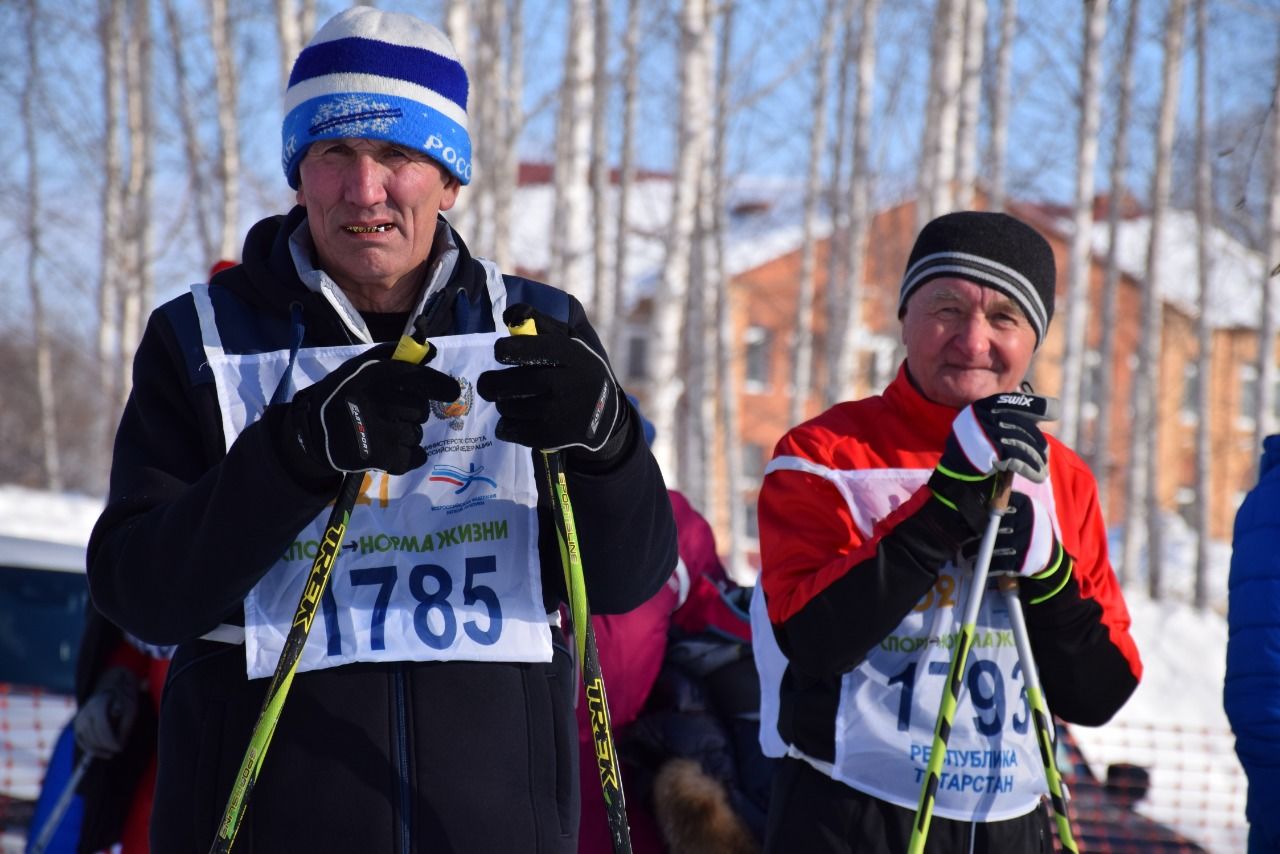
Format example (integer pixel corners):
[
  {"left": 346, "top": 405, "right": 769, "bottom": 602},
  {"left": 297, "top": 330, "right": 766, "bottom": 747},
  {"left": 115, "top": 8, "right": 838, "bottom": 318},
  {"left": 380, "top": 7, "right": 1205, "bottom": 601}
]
[{"left": 86, "top": 207, "right": 677, "bottom": 853}]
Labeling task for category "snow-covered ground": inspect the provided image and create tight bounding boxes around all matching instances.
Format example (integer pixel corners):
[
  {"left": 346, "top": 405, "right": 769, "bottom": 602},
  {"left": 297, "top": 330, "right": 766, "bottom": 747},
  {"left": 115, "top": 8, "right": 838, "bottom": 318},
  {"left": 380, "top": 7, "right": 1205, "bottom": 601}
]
[
  {"left": 1064, "top": 520, "right": 1247, "bottom": 853},
  {"left": 1075, "top": 590, "right": 1246, "bottom": 853}
]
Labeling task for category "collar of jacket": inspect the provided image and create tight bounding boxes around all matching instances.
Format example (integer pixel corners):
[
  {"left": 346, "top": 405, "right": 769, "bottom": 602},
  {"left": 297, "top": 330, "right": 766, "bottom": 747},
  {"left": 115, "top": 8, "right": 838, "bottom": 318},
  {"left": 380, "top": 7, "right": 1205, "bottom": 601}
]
[
  {"left": 285, "top": 216, "right": 461, "bottom": 344},
  {"left": 882, "top": 361, "right": 961, "bottom": 448}
]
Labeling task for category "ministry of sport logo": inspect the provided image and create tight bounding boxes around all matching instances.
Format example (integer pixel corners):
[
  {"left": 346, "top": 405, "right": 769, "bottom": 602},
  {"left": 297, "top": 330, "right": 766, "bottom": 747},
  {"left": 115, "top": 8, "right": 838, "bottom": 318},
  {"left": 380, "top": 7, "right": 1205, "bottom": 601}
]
[
  {"left": 429, "top": 462, "right": 498, "bottom": 495},
  {"left": 430, "top": 376, "right": 473, "bottom": 430}
]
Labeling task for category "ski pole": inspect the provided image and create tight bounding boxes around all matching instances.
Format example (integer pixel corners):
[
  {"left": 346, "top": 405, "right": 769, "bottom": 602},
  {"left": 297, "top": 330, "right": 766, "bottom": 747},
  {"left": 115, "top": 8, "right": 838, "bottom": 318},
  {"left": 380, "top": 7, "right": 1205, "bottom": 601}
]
[
  {"left": 209, "top": 319, "right": 435, "bottom": 854},
  {"left": 28, "top": 752, "right": 91, "bottom": 854},
  {"left": 507, "top": 316, "right": 633, "bottom": 854},
  {"left": 997, "top": 574, "right": 1079, "bottom": 853},
  {"left": 908, "top": 471, "right": 1012, "bottom": 854}
]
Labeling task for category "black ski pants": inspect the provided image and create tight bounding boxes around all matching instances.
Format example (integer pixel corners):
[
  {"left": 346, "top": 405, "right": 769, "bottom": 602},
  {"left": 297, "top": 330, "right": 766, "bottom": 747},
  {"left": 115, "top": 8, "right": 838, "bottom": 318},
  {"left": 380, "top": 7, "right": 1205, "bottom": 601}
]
[{"left": 763, "top": 755, "right": 1054, "bottom": 854}]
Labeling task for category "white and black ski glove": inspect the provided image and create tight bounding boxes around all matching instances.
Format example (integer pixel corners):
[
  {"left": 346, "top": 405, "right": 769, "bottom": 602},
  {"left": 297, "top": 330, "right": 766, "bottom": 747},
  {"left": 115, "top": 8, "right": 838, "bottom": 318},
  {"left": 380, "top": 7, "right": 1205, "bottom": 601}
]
[
  {"left": 985, "top": 491, "right": 1073, "bottom": 604},
  {"left": 73, "top": 666, "right": 139, "bottom": 759},
  {"left": 476, "top": 304, "right": 630, "bottom": 464},
  {"left": 283, "top": 343, "right": 461, "bottom": 478},
  {"left": 928, "top": 392, "right": 1058, "bottom": 539}
]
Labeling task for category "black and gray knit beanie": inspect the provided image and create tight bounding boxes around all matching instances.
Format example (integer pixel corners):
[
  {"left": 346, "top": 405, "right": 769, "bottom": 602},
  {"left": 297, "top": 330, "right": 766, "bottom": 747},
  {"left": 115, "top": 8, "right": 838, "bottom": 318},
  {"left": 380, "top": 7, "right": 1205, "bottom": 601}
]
[{"left": 897, "top": 211, "right": 1057, "bottom": 347}]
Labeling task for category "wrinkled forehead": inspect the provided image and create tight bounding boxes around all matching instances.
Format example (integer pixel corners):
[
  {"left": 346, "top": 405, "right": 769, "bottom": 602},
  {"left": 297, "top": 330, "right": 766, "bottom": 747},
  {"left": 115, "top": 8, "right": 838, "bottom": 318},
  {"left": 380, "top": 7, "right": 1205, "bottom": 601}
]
[{"left": 905, "top": 276, "right": 1028, "bottom": 319}]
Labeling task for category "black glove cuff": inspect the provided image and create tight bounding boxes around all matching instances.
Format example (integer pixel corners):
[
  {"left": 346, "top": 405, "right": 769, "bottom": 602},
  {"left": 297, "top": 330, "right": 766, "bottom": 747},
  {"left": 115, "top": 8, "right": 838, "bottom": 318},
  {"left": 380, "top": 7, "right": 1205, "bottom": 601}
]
[
  {"left": 902, "top": 491, "right": 985, "bottom": 556},
  {"left": 269, "top": 404, "right": 343, "bottom": 492},
  {"left": 926, "top": 468, "right": 993, "bottom": 537},
  {"left": 566, "top": 392, "right": 635, "bottom": 473},
  {"left": 1019, "top": 546, "right": 1074, "bottom": 606}
]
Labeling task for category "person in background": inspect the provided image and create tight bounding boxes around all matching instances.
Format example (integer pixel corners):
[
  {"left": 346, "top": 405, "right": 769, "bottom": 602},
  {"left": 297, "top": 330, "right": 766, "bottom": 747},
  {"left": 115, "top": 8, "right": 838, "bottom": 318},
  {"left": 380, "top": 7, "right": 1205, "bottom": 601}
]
[
  {"left": 26, "top": 606, "right": 170, "bottom": 854},
  {"left": 577, "top": 410, "right": 772, "bottom": 854},
  {"left": 752, "top": 210, "right": 1142, "bottom": 853},
  {"left": 1225, "top": 433, "right": 1280, "bottom": 854},
  {"left": 86, "top": 7, "right": 675, "bottom": 852},
  {"left": 26, "top": 260, "right": 235, "bottom": 854}
]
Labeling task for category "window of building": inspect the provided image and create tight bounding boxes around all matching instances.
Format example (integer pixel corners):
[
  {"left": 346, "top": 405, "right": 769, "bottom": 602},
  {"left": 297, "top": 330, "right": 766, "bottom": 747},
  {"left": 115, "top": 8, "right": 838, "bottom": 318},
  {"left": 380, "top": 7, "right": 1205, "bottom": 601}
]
[
  {"left": 1180, "top": 362, "right": 1198, "bottom": 424},
  {"left": 744, "top": 497, "right": 759, "bottom": 540},
  {"left": 625, "top": 334, "right": 647, "bottom": 383},
  {"left": 1175, "top": 486, "right": 1198, "bottom": 528},
  {"left": 741, "top": 442, "right": 766, "bottom": 484},
  {"left": 1080, "top": 350, "right": 1103, "bottom": 421},
  {"left": 744, "top": 326, "right": 771, "bottom": 391},
  {"left": 1240, "top": 363, "right": 1259, "bottom": 428}
]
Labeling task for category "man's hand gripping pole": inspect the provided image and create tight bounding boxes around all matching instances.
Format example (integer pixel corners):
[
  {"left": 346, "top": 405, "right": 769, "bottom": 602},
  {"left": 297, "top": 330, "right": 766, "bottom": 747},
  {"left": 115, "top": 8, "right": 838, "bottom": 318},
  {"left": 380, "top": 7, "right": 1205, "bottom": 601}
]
[
  {"left": 507, "top": 315, "right": 634, "bottom": 854},
  {"left": 209, "top": 318, "right": 435, "bottom": 854}
]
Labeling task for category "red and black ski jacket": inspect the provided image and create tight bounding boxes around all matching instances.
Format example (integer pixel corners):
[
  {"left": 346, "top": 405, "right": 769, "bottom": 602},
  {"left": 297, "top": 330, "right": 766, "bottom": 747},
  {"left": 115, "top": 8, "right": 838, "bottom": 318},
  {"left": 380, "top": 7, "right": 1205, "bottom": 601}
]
[{"left": 758, "top": 364, "right": 1142, "bottom": 765}]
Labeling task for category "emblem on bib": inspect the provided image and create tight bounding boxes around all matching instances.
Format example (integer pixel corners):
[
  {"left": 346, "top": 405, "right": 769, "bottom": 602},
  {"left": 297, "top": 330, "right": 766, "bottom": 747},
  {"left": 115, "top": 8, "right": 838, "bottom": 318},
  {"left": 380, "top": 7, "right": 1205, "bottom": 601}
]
[
  {"left": 431, "top": 376, "right": 473, "bottom": 430},
  {"left": 430, "top": 462, "right": 498, "bottom": 495}
]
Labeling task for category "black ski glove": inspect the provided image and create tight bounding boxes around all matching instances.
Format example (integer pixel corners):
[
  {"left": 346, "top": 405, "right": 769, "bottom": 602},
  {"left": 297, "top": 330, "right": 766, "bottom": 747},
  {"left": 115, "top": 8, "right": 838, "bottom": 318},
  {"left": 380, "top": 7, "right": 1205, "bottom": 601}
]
[
  {"left": 969, "top": 491, "right": 1075, "bottom": 604},
  {"left": 282, "top": 342, "right": 461, "bottom": 478},
  {"left": 476, "top": 304, "right": 630, "bottom": 463},
  {"left": 927, "top": 392, "right": 1057, "bottom": 537}
]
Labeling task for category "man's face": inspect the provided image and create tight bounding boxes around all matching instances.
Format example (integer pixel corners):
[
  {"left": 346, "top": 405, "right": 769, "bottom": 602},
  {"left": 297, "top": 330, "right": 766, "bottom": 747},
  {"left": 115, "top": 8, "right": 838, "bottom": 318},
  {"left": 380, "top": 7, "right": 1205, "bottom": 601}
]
[
  {"left": 296, "top": 138, "right": 459, "bottom": 308},
  {"left": 900, "top": 277, "right": 1038, "bottom": 409}
]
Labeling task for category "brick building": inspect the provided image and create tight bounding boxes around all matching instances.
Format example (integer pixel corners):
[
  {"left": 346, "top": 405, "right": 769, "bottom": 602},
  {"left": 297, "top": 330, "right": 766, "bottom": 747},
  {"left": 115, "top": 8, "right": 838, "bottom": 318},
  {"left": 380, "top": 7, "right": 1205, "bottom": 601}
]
[{"left": 504, "top": 172, "right": 1269, "bottom": 574}]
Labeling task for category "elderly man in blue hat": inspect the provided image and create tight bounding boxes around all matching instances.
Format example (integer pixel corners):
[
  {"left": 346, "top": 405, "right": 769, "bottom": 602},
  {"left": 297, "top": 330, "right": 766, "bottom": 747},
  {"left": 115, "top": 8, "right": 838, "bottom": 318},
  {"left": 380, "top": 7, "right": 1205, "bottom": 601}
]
[{"left": 86, "top": 8, "right": 676, "bottom": 852}]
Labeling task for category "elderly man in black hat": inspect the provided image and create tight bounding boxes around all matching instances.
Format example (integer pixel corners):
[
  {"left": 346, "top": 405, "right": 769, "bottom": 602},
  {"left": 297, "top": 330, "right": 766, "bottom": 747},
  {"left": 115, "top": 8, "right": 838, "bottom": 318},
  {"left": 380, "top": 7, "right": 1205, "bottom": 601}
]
[{"left": 750, "top": 211, "right": 1142, "bottom": 853}]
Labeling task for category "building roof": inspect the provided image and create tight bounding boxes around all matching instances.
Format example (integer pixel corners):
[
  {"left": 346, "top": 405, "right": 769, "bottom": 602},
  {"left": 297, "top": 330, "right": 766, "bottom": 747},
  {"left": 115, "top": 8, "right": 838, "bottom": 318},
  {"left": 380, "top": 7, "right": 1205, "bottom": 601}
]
[
  {"left": 1088, "top": 210, "right": 1270, "bottom": 330},
  {"left": 504, "top": 167, "right": 1268, "bottom": 327}
]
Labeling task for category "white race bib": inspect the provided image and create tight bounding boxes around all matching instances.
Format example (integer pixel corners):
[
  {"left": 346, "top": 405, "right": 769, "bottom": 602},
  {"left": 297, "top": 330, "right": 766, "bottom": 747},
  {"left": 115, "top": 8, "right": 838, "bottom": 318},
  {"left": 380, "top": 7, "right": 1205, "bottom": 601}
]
[
  {"left": 192, "top": 277, "right": 551, "bottom": 679},
  {"left": 757, "top": 464, "right": 1058, "bottom": 821}
]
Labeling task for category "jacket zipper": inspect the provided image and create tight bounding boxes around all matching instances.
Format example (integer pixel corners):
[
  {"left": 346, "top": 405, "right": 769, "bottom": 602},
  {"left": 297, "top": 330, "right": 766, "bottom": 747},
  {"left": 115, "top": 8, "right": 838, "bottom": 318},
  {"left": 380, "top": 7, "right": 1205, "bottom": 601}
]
[{"left": 393, "top": 664, "right": 411, "bottom": 854}]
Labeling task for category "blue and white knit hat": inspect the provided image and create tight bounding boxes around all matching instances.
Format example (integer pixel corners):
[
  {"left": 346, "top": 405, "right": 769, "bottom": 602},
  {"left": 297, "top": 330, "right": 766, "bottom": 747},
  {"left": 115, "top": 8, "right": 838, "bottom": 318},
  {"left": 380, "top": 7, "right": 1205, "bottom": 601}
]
[{"left": 282, "top": 7, "right": 471, "bottom": 189}]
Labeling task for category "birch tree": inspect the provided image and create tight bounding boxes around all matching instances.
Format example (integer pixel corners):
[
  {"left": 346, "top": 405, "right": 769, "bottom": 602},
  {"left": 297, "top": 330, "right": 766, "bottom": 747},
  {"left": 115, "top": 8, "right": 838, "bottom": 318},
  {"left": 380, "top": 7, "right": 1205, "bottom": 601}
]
[
  {"left": 162, "top": 0, "right": 215, "bottom": 267},
  {"left": 1059, "top": 0, "right": 1109, "bottom": 448},
  {"left": 493, "top": 0, "right": 524, "bottom": 273},
  {"left": 97, "top": 0, "right": 125, "bottom": 469},
  {"left": 274, "top": 0, "right": 316, "bottom": 92},
  {"left": 788, "top": 0, "right": 837, "bottom": 428},
  {"left": 1192, "top": 0, "right": 1211, "bottom": 609},
  {"left": 589, "top": 0, "right": 613, "bottom": 344},
  {"left": 827, "top": 0, "right": 880, "bottom": 406},
  {"left": 953, "top": 0, "right": 985, "bottom": 210},
  {"left": 1093, "top": 0, "right": 1141, "bottom": 526},
  {"left": 918, "top": 2, "right": 942, "bottom": 227},
  {"left": 685, "top": 171, "right": 713, "bottom": 511},
  {"left": 712, "top": 2, "right": 746, "bottom": 578},
  {"left": 444, "top": 0, "right": 470, "bottom": 69},
  {"left": 649, "top": 0, "right": 710, "bottom": 483},
  {"left": 988, "top": 0, "right": 1017, "bottom": 212},
  {"left": 443, "top": 1, "right": 474, "bottom": 239},
  {"left": 1122, "top": 0, "right": 1187, "bottom": 599},
  {"left": 549, "top": 0, "right": 594, "bottom": 304},
  {"left": 1254, "top": 31, "right": 1280, "bottom": 462},
  {"left": 25, "top": 0, "right": 61, "bottom": 491},
  {"left": 275, "top": 0, "right": 304, "bottom": 93},
  {"left": 611, "top": 0, "right": 640, "bottom": 368},
  {"left": 466, "top": 0, "right": 503, "bottom": 255},
  {"left": 918, "top": 0, "right": 963, "bottom": 227},
  {"left": 684, "top": 0, "right": 727, "bottom": 515},
  {"left": 209, "top": 0, "right": 240, "bottom": 261},
  {"left": 118, "top": 0, "right": 155, "bottom": 405},
  {"left": 821, "top": 2, "right": 854, "bottom": 407}
]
